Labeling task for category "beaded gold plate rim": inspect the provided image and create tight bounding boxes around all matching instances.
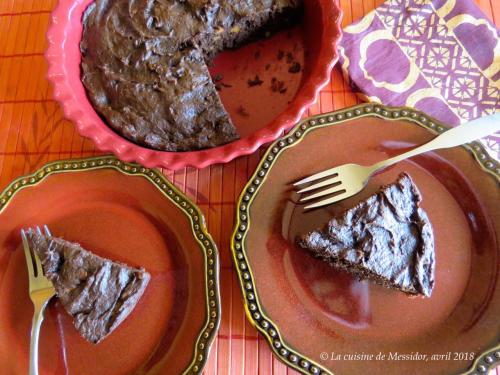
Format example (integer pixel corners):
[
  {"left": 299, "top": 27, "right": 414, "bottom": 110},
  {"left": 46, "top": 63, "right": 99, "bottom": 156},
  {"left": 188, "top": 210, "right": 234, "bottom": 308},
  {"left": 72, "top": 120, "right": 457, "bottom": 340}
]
[
  {"left": 0, "top": 155, "right": 221, "bottom": 375},
  {"left": 231, "top": 103, "right": 500, "bottom": 375}
]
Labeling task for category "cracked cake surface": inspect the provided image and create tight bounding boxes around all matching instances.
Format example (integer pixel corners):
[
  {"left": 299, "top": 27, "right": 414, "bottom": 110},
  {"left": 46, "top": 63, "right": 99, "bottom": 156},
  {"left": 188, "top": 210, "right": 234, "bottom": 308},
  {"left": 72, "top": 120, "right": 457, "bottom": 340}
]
[
  {"left": 80, "top": 0, "right": 302, "bottom": 151},
  {"left": 26, "top": 231, "right": 150, "bottom": 343},
  {"left": 298, "top": 173, "right": 435, "bottom": 297}
]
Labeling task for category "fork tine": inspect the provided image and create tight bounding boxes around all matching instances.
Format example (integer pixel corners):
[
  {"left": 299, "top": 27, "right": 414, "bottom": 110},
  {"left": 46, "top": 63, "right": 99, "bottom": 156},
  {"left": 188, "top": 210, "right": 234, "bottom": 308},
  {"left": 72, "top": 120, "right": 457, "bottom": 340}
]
[
  {"left": 296, "top": 174, "right": 341, "bottom": 194},
  {"left": 33, "top": 225, "right": 43, "bottom": 277},
  {"left": 300, "top": 184, "right": 345, "bottom": 202},
  {"left": 20, "top": 229, "right": 35, "bottom": 278},
  {"left": 293, "top": 166, "right": 339, "bottom": 187},
  {"left": 304, "top": 191, "right": 350, "bottom": 210},
  {"left": 33, "top": 251, "right": 44, "bottom": 278},
  {"left": 43, "top": 225, "right": 51, "bottom": 237}
]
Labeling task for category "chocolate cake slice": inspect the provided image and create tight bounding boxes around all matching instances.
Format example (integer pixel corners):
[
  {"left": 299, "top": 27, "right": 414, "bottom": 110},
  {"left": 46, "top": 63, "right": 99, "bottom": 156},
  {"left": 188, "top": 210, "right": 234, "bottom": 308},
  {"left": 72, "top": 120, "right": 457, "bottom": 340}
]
[
  {"left": 80, "top": 0, "right": 302, "bottom": 151},
  {"left": 298, "top": 173, "right": 435, "bottom": 297},
  {"left": 25, "top": 231, "right": 150, "bottom": 343}
]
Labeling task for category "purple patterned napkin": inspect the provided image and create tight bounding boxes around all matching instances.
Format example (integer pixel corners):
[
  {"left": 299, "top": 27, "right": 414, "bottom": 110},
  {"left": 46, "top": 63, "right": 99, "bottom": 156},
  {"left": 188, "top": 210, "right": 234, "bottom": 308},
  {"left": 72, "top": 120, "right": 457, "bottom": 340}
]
[{"left": 338, "top": 0, "right": 500, "bottom": 159}]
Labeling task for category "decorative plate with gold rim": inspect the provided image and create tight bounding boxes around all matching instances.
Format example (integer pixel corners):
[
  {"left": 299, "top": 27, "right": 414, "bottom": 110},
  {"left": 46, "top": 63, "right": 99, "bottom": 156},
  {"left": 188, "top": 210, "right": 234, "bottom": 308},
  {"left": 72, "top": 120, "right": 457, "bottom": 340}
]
[
  {"left": 231, "top": 104, "right": 499, "bottom": 375},
  {"left": 0, "top": 156, "right": 220, "bottom": 375}
]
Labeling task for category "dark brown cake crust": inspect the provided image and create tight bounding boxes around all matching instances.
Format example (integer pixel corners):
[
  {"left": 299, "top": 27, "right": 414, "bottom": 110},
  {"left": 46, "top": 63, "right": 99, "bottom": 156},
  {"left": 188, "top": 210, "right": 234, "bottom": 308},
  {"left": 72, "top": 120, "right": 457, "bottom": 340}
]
[
  {"left": 26, "top": 231, "right": 150, "bottom": 344},
  {"left": 298, "top": 173, "right": 435, "bottom": 297},
  {"left": 80, "top": 0, "right": 302, "bottom": 151}
]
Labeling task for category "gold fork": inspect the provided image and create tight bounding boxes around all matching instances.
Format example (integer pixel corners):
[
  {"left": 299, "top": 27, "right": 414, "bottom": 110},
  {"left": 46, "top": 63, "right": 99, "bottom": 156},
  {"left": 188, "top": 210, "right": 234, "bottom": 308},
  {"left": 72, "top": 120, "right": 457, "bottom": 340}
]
[
  {"left": 20, "top": 225, "right": 56, "bottom": 375},
  {"left": 295, "top": 113, "right": 500, "bottom": 209}
]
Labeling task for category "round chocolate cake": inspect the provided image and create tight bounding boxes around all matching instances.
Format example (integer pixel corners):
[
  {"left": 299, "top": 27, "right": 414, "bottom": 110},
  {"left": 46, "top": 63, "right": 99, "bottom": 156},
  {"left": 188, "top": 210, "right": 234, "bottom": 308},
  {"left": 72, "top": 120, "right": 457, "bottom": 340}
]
[{"left": 80, "top": 0, "right": 302, "bottom": 151}]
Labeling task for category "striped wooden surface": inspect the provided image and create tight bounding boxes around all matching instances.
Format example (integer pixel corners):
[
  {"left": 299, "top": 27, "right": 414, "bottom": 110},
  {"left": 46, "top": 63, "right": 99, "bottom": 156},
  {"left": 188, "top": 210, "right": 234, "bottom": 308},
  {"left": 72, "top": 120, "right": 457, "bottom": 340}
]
[{"left": 0, "top": 0, "right": 498, "bottom": 374}]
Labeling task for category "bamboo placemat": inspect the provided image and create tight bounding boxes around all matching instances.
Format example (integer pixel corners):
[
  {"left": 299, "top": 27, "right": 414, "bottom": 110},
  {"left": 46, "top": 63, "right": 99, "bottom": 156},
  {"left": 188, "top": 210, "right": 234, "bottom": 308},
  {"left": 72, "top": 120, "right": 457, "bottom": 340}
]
[{"left": 0, "top": 0, "right": 498, "bottom": 374}]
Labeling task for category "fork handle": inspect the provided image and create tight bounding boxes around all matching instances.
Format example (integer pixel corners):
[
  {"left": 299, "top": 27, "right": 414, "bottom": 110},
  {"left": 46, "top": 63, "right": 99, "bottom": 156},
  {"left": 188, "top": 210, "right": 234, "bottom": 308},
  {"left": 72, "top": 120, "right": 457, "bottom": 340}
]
[
  {"left": 371, "top": 114, "right": 500, "bottom": 171},
  {"left": 29, "top": 301, "right": 50, "bottom": 375}
]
